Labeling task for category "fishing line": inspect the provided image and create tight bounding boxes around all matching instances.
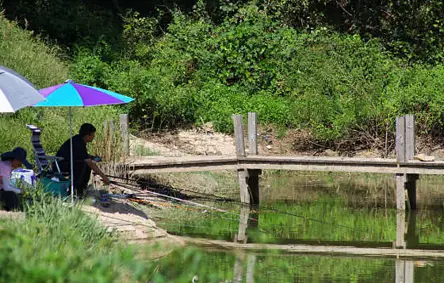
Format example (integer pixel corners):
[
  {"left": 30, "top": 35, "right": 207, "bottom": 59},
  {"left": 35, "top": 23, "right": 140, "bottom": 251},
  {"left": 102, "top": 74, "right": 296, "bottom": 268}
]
[
  {"left": 105, "top": 174, "right": 369, "bottom": 233},
  {"left": 104, "top": 174, "right": 235, "bottom": 201},
  {"left": 112, "top": 180, "right": 259, "bottom": 224},
  {"left": 113, "top": 180, "right": 278, "bottom": 238}
]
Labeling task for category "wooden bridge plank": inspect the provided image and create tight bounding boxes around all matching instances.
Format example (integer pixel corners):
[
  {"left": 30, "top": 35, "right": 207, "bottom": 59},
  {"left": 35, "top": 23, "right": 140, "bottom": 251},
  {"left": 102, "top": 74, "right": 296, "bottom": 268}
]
[
  {"left": 181, "top": 237, "right": 444, "bottom": 259},
  {"left": 124, "top": 155, "right": 444, "bottom": 175}
]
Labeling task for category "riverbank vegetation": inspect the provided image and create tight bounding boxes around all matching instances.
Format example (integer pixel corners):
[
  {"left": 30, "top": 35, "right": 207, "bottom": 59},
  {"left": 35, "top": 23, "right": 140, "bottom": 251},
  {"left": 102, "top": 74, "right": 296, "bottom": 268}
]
[
  {"left": 0, "top": 190, "right": 151, "bottom": 281},
  {"left": 3, "top": 1, "right": 444, "bottom": 152},
  {"left": 4, "top": 2, "right": 444, "bottom": 281},
  {"left": 0, "top": 13, "right": 120, "bottom": 158}
]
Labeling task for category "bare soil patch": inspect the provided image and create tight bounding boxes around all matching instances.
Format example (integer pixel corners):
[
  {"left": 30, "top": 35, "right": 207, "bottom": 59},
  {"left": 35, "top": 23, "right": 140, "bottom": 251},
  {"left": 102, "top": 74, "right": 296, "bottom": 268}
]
[{"left": 131, "top": 125, "right": 444, "bottom": 160}]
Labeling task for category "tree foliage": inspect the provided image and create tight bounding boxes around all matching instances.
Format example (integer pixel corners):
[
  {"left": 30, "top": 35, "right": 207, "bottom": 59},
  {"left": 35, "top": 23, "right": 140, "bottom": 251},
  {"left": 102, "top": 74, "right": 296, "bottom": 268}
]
[{"left": 3, "top": 1, "right": 444, "bottom": 150}]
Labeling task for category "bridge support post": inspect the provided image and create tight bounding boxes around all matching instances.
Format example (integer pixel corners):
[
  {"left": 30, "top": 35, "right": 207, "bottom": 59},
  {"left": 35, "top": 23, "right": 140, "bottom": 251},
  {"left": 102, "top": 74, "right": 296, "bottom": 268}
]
[
  {"left": 395, "top": 210, "right": 406, "bottom": 248},
  {"left": 405, "top": 211, "right": 419, "bottom": 248},
  {"left": 395, "top": 174, "right": 406, "bottom": 211},
  {"left": 395, "top": 115, "right": 417, "bottom": 211},
  {"left": 247, "top": 112, "right": 261, "bottom": 206},
  {"left": 233, "top": 113, "right": 261, "bottom": 206}
]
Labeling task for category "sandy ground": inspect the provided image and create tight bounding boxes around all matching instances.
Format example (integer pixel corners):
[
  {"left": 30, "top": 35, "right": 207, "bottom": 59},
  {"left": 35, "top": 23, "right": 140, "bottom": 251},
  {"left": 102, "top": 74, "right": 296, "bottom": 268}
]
[
  {"left": 0, "top": 210, "right": 24, "bottom": 221},
  {"left": 129, "top": 123, "right": 316, "bottom": 157},
  {"left": 130, "top": 123, "right": 444, "bottom": 159},
  {"left": 81, "top": 182, "right": 185, "bottom": 248},
  {"left": 131, "top": 126, "right": 236, "bottom": 157}
]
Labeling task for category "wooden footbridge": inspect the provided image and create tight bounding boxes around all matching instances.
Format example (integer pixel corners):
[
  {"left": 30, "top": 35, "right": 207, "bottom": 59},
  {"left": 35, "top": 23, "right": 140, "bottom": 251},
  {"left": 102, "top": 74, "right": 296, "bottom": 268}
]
[
  {"left": 116, "top": 113, "right": 444, "bottom": 280},
  {"left": 121, "top": 113, "right": 441, "bottom": 212}
]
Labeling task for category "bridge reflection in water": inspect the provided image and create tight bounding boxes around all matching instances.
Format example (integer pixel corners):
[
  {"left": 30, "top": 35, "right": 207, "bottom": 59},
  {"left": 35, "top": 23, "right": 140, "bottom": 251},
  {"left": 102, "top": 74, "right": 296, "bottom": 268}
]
[{"left": 228, "top": 207, "right": 434, "bottom": 283}]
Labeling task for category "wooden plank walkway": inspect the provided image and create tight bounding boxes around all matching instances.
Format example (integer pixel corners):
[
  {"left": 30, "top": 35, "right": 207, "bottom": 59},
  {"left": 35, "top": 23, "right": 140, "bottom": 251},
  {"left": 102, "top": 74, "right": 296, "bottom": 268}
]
[
  {"left": 114, "top": 114, "right": 440, "bottom": 210},
  {"left": 124, "top": 155, "right": 444, "bottom": 175},
  {"left": 182, "top": 237, "right": 444, "bottom": 260}
]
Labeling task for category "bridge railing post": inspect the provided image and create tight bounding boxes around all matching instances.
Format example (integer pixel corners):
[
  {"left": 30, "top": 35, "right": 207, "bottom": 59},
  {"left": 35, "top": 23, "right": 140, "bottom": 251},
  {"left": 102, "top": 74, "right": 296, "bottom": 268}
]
[
  {"left": 233, "top": 114, "right": 250, "bottom": 204},
  {"left": 233, "top": 112, "right": 261, "bottom": 206},
  {"left": 395, "top": 114, "right": 418, "bottom": 249},
  {"left": 405, "top": 114, "right": 418, "bottom": 210},
  {"left": 395, "top": 115, "right": 417, "bottom": 211}
]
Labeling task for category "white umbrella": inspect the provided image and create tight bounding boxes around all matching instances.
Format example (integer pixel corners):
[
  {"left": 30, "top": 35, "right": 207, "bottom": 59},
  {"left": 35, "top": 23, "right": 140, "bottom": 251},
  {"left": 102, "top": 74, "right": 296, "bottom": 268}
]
[{"left": 0, "top": 66, "right": 45, "bottom": 113}]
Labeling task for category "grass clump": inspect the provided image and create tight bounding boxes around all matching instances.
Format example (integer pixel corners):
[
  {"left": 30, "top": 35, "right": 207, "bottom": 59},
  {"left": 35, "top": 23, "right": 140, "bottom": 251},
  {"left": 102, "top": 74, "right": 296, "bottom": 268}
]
[
  {"left": 0, "top": 189, "right": 151, "bottom": 282},
  {"left": 0, "top": 12, "right": 67, "bottom": 89}
]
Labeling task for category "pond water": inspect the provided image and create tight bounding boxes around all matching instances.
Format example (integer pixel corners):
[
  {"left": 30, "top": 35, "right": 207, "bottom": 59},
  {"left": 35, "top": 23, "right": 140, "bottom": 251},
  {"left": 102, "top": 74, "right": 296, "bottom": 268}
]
[
  {"left": 153, "top": 250, "right": 442, "bottom": 282},
  {"left": 150, "top": 172, "right": 444, "bottom": 282}
]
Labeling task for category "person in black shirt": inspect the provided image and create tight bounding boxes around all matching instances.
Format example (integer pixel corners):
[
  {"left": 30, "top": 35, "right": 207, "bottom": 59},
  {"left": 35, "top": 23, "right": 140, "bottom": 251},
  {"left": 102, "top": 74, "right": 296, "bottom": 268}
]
[{"left": 56, "top": 123, "right": 110, "bottom": 196}]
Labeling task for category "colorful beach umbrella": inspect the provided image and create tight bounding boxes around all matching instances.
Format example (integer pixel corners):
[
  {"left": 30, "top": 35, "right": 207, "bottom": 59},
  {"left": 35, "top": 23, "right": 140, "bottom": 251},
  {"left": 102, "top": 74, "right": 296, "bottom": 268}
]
[
  {"left": 34, "top": 80, "right": 134, "bottom": 202},
  {"left": 36, "top": 80, "right": 133, "bottom": 107},
  {"left": 0, "top": 66, "right": 45, "bottom": 113}
]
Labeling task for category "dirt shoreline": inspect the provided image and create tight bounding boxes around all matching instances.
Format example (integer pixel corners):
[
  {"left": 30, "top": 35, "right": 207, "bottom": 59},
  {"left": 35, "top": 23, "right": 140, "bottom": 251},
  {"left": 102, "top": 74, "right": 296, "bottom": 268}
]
[{"left": 131, "top": 125, "right": 444, "bottom": 159}]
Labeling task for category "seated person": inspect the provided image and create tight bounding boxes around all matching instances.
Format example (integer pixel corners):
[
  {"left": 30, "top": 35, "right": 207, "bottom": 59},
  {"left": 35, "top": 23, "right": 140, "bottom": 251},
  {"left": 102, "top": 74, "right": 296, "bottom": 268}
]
[
  {"left": 56, "top": 123, "right": 110, "bottom": 197},
  {"left": 0, "top": 147, "right": 33, "bottom": 211}
]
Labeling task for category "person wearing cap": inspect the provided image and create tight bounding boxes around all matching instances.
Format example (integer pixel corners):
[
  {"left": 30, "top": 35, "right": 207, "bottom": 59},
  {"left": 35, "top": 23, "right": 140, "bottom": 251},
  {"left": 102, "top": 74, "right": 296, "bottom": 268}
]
[{"left": 0, "top": 147, "right": 33, "bottom": 211}]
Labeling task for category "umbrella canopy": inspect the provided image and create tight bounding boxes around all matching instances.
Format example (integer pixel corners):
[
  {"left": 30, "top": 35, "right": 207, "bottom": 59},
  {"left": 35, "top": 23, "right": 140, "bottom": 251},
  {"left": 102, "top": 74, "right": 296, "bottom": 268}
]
[
  {"left": 35, "top": 80, "right": 133, "bottom": 107},
  {"left": 34, "top": 79, "right": 134, "bottom": 202},
  {"left": 0, "top": 66, "right": 45, "bottom": 113}
]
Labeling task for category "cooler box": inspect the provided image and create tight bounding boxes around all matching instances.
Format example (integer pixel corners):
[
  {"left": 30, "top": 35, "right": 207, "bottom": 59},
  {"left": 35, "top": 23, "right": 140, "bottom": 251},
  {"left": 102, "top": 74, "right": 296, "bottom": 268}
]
[
  {"left": 11, "top": 169, "right": 37, "bottom": 188},
  {"left": 40, "top": 177, "right": 69, "bottom": 197}
]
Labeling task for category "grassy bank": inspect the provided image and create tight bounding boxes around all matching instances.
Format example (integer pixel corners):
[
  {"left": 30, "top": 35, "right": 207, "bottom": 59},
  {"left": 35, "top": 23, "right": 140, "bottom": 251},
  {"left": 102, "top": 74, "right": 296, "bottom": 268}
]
[
  {"left": 0, "top": 13, "right": 125, "bottom": 160},
  {"left": 0, "top": 191, "right": 151, "bottom": 281}
]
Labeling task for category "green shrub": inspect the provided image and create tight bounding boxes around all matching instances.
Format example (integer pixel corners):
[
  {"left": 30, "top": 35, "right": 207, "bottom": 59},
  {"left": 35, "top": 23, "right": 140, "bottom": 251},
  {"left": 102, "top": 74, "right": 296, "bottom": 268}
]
[{"left": 67, "top": 2, "right": 444, "bottom": 149}]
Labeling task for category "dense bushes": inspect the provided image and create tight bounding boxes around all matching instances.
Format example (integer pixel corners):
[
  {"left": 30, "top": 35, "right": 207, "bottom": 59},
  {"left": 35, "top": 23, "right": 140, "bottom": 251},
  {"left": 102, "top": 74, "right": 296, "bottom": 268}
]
[
  {"left": 5, "top": 1, "right": 444, "bottom": 63},
  {"left": 67, "top": 2, "right": 444, "bottom": 150},
  {"left": 4, "top": 1, "right": 444, "bottom": 150}
]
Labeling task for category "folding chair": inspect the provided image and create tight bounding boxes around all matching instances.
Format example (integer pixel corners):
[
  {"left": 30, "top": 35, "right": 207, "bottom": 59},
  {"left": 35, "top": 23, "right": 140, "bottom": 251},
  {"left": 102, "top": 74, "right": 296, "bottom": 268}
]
[{"left": 26, "top": 124, "right": 64, "bottom": 177}]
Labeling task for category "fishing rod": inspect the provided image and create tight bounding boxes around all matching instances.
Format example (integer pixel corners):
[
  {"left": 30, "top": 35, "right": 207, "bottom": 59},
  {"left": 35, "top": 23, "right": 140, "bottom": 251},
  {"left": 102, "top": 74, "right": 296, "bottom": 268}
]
[
  {"left": 105, "top": 174, "right": 235, "bottom": 202},
  {"left": 105, "top": 174, "right": 368, "bottom": 233},
  {"left": 111, "top": 180, "right": 229, "bottom": 214},
  {"left": 111, "top": 180, "right": 259, "bottom": 223},
  {"left": 111, "top": 180, "right": 282, "bottom": 238}
]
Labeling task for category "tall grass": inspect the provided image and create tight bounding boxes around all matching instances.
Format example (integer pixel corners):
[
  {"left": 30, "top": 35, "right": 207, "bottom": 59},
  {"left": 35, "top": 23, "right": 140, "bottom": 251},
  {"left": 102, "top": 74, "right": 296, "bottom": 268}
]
[
  {"left": 0, "top": 107, "right": 121, "bottom": 164},
  {"left": 0, "top": 13, "right": 67, "bottom": 89},
  {"left": 0, "top": 13, "right": 125, "bottom": 162},
  {"left": 0, "top": 188, "right": 155, "bottom": 282}
]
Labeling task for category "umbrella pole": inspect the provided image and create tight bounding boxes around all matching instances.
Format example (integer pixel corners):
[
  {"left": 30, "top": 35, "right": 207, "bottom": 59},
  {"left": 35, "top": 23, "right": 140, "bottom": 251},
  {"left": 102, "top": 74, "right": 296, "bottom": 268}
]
[{"left": 69, "top": 107, "right": 74, "bottom": 203}]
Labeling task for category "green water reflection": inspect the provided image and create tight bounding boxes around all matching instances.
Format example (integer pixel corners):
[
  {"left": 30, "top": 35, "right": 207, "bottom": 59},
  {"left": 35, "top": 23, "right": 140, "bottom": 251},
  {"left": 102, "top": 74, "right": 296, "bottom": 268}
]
[
  {"left": 152, "top": 248, "right": 444, "bottom": 282},
  {"left": 159, "top": 200, "right": 444, "bottom": 248},
  {"left": 151, "top": 172, "right": 444, "bottom": 282}
]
